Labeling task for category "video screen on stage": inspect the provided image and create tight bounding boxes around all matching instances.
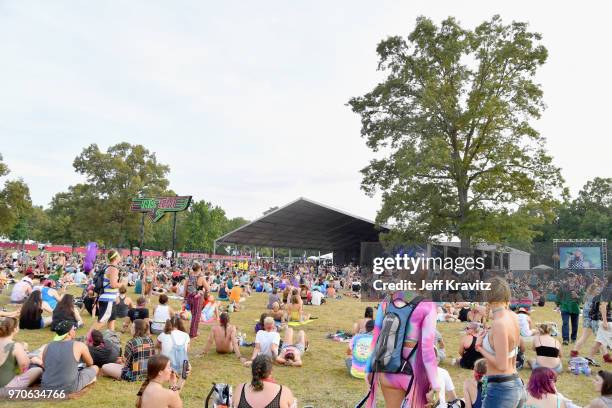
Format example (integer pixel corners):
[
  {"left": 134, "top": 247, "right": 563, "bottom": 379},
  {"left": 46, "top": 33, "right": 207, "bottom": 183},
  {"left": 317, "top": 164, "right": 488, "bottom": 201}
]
[{"left": 559, "top": 246, "right": 603, "bottom": 270}]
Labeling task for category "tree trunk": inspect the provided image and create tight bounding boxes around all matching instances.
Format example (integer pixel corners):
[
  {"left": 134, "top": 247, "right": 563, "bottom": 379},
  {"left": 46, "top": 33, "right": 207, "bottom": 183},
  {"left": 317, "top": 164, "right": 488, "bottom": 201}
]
[{"left": 457, "top": 185, "right": 471, "bottom": 256}]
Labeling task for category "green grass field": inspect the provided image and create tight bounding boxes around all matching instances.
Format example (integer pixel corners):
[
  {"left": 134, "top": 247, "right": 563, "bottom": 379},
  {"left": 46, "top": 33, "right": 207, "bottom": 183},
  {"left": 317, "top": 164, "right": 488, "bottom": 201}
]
[{"left": 0, "top": 286, "right": 604, "bottom": 407}]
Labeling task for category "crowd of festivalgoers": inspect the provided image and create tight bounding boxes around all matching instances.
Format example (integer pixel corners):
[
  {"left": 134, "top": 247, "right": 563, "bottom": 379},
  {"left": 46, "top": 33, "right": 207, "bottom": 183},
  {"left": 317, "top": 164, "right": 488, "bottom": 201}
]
[{"left": 0, "top": 248, "right": 610, "bottom": 407}]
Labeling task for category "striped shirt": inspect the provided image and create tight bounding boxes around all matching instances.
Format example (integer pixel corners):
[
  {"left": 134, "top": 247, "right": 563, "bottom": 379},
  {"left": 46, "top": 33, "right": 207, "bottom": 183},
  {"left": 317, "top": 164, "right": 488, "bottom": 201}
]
[{"left": 98, "top": 266, "right": 119, "bottom": 302}]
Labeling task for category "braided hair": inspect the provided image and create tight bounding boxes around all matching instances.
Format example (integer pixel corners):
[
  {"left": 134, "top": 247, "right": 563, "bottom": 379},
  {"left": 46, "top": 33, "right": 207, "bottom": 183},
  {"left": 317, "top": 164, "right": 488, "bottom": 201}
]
[
  {"left": 219, "top": 312, "right": 229, "bottom": 338},
  {"left": 250, "top": 355, "right": 272, "bottom": 392}
]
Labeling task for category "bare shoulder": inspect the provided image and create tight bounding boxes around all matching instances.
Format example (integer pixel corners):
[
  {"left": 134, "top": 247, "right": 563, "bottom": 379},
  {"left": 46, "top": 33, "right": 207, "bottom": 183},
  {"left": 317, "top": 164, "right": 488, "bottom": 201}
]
[{"left": 281, "top": 384, "right": 294, "bottom": 403}]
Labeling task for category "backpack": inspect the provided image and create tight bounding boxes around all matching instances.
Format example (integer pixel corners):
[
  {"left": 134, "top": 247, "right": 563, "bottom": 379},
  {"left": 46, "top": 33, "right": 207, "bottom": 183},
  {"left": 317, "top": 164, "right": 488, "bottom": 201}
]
[
  {"left": 205, "top": 383, "right": 232, "bottom": 408},
  {"left": 356, "top": 295, "right": 423, "bottom": 408},
  {"left": 371, "top": 295, "right": 423, "bottom": 374},
  {"left": 589, "top": 295, "right": 602, "bottom": 321},
  {"left": 102, "top": 329, "right": 122, "bottom": 354},
  {"left": 93, "top": 265, "right": 109, "bottom": 296},
  {"left": 168, "top": 331, "right": 189, "bottom": 373},
  {"left": 568, "top": 357, "right": 591, "bottom": 376}
]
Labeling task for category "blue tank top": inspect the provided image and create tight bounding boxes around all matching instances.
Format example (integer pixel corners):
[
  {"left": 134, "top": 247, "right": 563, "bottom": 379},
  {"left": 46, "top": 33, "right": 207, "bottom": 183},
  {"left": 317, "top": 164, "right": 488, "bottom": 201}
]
[
  {"left": 41, "top": 287, "right": 57, "bottom": 310},
  {"left": 473, "top": 382, "right": 483, "bottom": 408}
]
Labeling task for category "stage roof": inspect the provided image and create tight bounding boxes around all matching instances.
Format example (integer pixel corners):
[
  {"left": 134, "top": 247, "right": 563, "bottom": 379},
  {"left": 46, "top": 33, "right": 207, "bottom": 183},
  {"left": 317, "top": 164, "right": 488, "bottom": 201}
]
[{"left": 215, "top": 197, "right": 387, "bottom": 252}]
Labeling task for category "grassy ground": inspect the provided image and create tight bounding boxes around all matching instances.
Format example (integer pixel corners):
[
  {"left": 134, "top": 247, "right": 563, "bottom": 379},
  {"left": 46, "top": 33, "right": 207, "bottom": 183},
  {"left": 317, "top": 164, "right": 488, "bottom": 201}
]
[{"left": 0, "top": 286, "right": 604, "bottom": 407}]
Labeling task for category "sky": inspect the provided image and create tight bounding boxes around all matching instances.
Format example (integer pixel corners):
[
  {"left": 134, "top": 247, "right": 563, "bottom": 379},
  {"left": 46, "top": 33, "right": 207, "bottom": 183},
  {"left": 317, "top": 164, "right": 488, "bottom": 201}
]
[{"left": 0, "top": 1, "right": 610, "bottom": 221}]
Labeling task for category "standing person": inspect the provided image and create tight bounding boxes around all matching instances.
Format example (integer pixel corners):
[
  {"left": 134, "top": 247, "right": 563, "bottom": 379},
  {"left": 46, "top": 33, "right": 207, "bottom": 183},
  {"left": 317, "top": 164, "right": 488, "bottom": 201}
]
[
  {"left": 233, "top": 355, "right": 296, "bottom": 408},
  {"left": 593, "top": 274, "right": 612, "bottom": 363},
  {"left": 95, "top": 250, "right": 121, "bottom": 332},
  {"left": 556, "top": 274, "right": 582, "bottom": 345},
  {"left": 142, "top": 258, "right": 156, "bottom": 302},
  {"left": 184, "top": 262, "right": 208, "bottom": 338},
  {"left": 571, "top": 282, "right": 601, "bottom": 357},
  {"left": 135, "top": 355, "right": 185, "bottom": 408},
  {"left": 39, "top": 321, "right": 99, "bottom": 394},
  {"left": 475, "top": 276, "right": 526, "bottom": 408},
  {"left": 363, "top": 283, "right": 439, "bottom": 407},
  {"left": 585, "top": 370, "right": 612, "bottom": 408}
]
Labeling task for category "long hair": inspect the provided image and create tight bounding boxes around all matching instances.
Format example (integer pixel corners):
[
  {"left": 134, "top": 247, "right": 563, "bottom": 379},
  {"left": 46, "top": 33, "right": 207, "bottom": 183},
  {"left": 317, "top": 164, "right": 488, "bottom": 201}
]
[
  {"left": 20, "top": 290, "right": 43, "bottom": 327},
  {"left": 54, "top": 294, "right": 76, "bottom": 321},
  {"left": 599, "top": 370, "right": 612, "bottom": 396},
  {"left": 250, "top": 355, "right": 272, "bottom": 392},
  {"left": 0, "top": 317, "right": 18, "bottom": 337},
  {"left": 527, "top": 367, "right": 557, "bottom": 399},
  {"left": 136, "top": 354, "right": 170, "bottom": 408},
  {"left": 163, "top": 315, "right": 186, "bottom": 334},
  {"left": 219, "top": 312, "right": 229, "bottom": 338},
  {"left": 133, "top": 319, "right": 148, "bottom": 338}
]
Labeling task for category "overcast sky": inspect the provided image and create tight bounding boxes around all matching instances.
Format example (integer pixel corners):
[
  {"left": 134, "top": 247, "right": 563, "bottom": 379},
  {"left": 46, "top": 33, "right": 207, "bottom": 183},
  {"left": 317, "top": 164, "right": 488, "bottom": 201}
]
[{"left": 1, "top": 1, "right": 610, "bottom": 221}]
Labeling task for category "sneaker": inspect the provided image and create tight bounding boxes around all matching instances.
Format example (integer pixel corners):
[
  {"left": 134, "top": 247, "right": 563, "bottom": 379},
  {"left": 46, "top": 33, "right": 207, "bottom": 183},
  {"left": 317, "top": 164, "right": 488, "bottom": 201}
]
[{"left": 563, "top": 340, "right": 569, "bottom": 346}]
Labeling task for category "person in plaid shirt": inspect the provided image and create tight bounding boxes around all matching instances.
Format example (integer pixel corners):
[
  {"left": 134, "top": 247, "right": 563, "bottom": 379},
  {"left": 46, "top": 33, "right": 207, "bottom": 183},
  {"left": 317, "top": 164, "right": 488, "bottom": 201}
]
[{"left": 101, "top": 319, "right": 155, "bottom": 381}]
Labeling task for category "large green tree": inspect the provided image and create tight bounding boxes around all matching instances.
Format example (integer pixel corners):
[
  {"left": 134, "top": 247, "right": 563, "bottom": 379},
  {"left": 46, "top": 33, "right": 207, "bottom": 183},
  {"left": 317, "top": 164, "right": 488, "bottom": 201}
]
[
  {"left": 0, "top": 153, "right": 32, "bottom": 236},
  {"left": 46, "top": 143, "right": 171, "bottom": 247},
  {"left": 349, "top": 16, "right": 564, "bottom": 252},
  {"left": 536, "top": 177, "right": 611, "bottom": 242}
]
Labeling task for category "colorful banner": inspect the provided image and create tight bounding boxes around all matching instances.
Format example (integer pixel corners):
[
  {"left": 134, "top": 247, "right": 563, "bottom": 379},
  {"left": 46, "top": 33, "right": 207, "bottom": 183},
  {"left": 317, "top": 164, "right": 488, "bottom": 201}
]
[{"left": 130, "top": 196, "right": 192, "bottom": 222}]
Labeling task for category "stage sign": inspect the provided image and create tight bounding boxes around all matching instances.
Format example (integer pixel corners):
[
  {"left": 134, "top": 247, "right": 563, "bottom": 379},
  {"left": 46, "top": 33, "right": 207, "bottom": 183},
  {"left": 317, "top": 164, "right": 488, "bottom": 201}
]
[{"left": 130, "top": 196, "right": 192, "bottom": 222}]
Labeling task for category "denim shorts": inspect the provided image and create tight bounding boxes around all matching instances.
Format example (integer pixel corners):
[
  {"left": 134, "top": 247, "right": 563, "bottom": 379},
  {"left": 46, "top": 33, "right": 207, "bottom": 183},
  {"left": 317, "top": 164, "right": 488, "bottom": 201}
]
[
  {"left": 582, "top": 316, "right": 599, "bottom": 333},
  {"left": 483, "top": 375, "right": 526, "bottom": 408}
]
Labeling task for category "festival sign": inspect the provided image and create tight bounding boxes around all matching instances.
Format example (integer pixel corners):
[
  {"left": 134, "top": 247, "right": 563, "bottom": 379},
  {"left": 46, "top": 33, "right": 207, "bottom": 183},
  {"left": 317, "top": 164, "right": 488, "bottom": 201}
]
[{"left": 130, "top": 196, "right": 192, "bottom": 222}]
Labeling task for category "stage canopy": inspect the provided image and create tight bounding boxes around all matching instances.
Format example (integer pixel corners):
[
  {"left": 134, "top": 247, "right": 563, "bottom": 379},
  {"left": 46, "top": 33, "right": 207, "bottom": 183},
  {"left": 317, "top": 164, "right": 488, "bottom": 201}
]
[{"left": 215, "top": 197, "right": 387, "bottom": 254}]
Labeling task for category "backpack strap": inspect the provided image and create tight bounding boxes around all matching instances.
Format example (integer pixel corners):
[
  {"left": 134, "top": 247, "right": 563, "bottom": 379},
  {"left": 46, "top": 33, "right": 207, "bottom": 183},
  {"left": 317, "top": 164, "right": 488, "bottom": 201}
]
[{"left": 204, "top": 383, "right": 216, "bottom": 408}]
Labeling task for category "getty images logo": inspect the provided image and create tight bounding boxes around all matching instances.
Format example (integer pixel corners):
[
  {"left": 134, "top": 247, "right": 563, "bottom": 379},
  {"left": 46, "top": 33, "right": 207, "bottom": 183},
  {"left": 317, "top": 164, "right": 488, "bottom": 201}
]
[{"left": 372, "top": 255, "right": 485, "bottom": 275}]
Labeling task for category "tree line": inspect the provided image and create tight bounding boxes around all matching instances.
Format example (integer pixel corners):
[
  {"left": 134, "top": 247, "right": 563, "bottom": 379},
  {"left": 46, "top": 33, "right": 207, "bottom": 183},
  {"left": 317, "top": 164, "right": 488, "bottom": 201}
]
[{"left": 0, "top": 144, "right": 248, "bottom": 253}]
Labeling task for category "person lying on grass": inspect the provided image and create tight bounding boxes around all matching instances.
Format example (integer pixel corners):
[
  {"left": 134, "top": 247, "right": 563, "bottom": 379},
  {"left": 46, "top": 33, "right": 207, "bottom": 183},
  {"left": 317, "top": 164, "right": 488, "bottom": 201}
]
[
  {"left": 275, "top": 328, "right": 306, "bottom": 367},
  {"left": 199, "top": 312, "right": 245, "bottom": 362}
]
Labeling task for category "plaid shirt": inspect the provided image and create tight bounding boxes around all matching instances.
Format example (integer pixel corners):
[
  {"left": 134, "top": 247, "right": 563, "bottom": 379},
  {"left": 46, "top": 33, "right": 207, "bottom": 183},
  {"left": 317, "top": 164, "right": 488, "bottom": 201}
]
[{"left": 121, "top": 336, "right": 155, "bottom": 381}]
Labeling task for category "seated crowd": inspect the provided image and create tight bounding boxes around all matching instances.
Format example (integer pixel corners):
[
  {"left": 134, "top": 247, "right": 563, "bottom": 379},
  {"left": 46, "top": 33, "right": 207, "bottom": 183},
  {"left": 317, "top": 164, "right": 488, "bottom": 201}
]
[{"left": 0, "top": 249, "right": 610, "bottom": 408}]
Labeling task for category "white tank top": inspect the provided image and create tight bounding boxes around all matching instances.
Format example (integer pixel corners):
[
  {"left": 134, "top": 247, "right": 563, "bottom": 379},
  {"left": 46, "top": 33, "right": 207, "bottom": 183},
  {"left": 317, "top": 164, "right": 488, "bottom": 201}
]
[{"left": 152, "top": 305, "right": 170, "bottom": 331}]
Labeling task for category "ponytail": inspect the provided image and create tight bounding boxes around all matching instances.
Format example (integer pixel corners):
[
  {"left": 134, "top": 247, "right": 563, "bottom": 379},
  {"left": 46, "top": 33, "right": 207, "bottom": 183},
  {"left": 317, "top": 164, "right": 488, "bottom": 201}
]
[
  {"left": 135, "top": 379, "right": 149, "bottom": 408},
  {"left": 250, "top": 355, "right": 272, "bottom": 392},
  {"left": 220, "top": 312, "right": 229, "bottom": 338}
]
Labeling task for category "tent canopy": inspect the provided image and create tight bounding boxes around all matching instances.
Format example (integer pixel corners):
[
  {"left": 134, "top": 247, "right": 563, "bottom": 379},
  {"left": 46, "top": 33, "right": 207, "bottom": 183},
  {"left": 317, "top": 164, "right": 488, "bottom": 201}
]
[{"left": 215, "top": 197, "right": 387, "bottom": 253}]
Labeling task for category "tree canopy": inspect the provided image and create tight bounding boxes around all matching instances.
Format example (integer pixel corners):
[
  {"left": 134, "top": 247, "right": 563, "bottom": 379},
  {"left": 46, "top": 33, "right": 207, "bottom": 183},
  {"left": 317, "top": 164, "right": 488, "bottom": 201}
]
[{"left": 349, "top": 15, "right": 564, "bottom": 252}]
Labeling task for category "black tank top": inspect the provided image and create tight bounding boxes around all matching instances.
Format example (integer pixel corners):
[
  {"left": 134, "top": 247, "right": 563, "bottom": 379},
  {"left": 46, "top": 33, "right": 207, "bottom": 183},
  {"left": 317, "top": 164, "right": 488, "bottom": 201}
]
[
  {"left": 535, "top": 345, "right": 559, "bottom": 358},
  {"left": 460, "top": 336, "right": 483, "bottom": 369},
  {"left": 238, "top": 384, "right": 282, "bottom": 408}
]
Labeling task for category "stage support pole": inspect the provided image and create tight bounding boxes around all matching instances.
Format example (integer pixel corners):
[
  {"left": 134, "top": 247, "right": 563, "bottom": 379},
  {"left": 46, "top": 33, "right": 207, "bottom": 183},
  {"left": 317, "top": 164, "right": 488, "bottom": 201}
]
[
  {"left": 171, "top": 212, "right": 178, "bottom": 261},
  {"left": 139, "top": 213, "right": 145, "bottom": 261}
]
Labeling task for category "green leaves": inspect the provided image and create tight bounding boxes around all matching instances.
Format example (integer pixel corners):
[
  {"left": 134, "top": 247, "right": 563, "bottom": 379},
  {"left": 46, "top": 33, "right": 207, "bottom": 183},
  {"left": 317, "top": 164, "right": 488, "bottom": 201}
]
[
  {"left": 0, "top": 154, "right": 32, "bottom": 237},
  {"left": 349, "top": 15, "right": 564, "bottom": 249}
]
